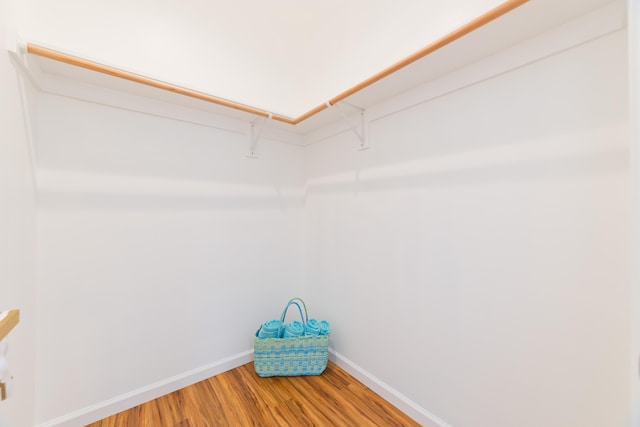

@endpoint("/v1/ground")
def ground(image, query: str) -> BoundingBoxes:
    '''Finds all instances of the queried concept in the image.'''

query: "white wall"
[14,3,632,427]
[629,0,640,424]
[34,95,306,425]
[0,0,38,426]
[304,29,630,427]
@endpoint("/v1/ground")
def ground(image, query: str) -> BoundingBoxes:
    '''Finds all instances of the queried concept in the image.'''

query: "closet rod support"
[326,101,369,151]
[247,112,272,158]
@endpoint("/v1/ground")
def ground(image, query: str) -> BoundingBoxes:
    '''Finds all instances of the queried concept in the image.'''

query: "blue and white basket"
[254,298,329,377]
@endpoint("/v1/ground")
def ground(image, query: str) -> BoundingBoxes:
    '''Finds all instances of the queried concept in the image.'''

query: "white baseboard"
[328,348,451,427]
[35,350,254,427]
[37,348,444,427]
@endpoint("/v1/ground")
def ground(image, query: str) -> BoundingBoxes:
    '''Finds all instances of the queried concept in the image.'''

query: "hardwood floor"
[87,361,420,426]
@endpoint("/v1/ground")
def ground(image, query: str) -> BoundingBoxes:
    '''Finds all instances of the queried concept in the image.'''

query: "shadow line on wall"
[306,147,628,197]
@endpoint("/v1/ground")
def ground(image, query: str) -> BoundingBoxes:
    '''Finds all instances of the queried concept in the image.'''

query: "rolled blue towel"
[257,319,280,339]
[319,320,331,336]
[305,318,321,336]
[283,320,304,338]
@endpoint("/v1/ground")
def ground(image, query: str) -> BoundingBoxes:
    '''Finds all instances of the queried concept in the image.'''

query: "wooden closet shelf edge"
[25,0,528,127]
[0,310,20,342]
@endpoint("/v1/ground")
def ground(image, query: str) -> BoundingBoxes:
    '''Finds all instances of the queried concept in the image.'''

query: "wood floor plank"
[347,383,418,427]
[281,372,365,426]
[278,378,353,426]
[86,361,420,427]
[187,379,228,426]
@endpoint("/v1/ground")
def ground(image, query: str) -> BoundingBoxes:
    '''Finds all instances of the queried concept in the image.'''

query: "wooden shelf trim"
[0,310,19,342]
[26,0,528,125]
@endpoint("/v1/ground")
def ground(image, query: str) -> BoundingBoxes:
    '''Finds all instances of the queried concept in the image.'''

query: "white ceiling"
[14,0,506,117]
[12,0,618,134]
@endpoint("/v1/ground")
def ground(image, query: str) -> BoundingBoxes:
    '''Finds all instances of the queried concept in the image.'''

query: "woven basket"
[254,298,329,377]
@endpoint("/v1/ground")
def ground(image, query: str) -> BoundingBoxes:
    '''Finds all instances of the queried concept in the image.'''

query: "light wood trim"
[329,0,529,105]
[27,0,528,126]
[26,44,297,125]
[292,103,327,124]
[0,310,19,342]
[293,0,529,124]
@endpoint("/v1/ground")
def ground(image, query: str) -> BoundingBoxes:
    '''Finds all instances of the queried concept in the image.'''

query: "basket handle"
[277,298,309,337]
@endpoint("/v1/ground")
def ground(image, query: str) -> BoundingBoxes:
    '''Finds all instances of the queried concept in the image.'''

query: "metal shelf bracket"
[247,113,272,158]
[326,101,369,151]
